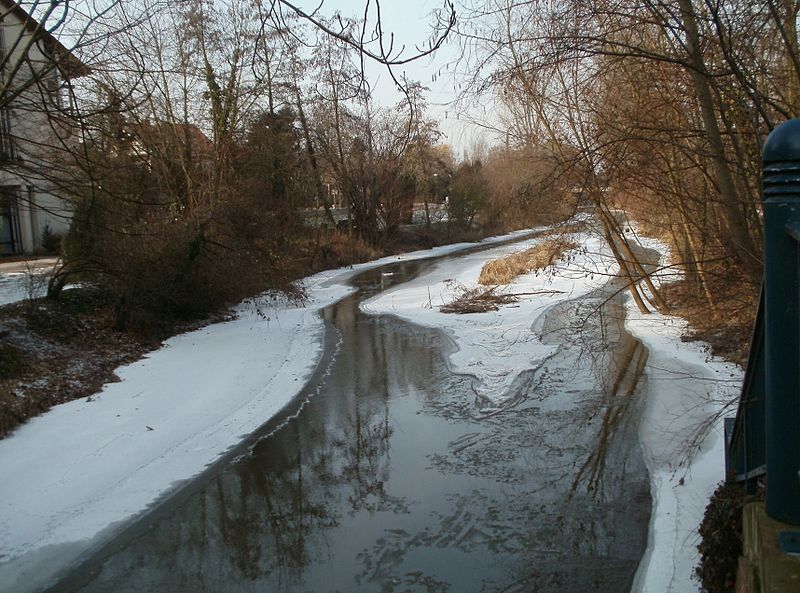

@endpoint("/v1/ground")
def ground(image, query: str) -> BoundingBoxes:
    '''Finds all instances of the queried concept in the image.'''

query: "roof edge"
[0,0,90,79]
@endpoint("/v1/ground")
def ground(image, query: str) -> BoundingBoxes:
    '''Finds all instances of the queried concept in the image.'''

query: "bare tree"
[24,0,459,325]
[454,0,799,318]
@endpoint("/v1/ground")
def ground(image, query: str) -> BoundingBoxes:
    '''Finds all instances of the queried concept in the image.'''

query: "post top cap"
[764,119,800,163]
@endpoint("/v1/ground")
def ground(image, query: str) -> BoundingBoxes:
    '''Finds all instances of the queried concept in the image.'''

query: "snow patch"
[625,237,743,593]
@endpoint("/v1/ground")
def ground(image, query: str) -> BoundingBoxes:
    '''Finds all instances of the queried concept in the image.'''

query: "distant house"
[0,0,87,256]
[127,121,215,169]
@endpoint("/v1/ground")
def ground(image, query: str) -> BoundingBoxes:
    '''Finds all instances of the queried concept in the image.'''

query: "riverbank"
[624,235,743,592]
[0,227,485,438]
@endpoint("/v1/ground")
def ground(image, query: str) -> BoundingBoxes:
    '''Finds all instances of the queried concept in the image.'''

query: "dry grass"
[305,229,382,271]
[478,238,578,286]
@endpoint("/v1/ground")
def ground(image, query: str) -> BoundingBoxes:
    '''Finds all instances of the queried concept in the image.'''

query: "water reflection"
[51,259,650,593]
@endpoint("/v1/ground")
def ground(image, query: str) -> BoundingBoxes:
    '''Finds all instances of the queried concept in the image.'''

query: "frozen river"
[44,248,650,593]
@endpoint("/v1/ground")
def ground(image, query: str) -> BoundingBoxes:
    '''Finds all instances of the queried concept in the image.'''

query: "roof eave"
[0,0,90,79]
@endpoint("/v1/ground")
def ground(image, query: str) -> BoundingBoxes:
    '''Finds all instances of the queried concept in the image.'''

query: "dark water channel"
[49,250,651,593]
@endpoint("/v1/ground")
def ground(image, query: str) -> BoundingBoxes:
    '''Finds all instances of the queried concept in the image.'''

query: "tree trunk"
[675,0,760,279]
[600,208,669,312]
[598,208,651,314]
[294,85,334,226]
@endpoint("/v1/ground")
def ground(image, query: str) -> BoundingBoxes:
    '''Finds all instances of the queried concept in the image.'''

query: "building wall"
[0,9,76,254]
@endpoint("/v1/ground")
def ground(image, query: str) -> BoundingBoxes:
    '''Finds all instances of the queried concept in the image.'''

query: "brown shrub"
[696,481,750,593]
[307,230,382,271]
[661,261,758,367]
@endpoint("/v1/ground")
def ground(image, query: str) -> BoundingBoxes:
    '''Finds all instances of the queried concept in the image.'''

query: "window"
[45,67,62,109]
[0,187,21,255]
[0,25,12,159]
[0,106,14,159]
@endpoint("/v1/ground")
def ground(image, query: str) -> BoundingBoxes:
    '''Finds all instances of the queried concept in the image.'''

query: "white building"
[0,0,86,255]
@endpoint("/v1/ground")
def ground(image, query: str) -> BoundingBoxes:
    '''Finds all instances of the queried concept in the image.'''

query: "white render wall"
[0,10,75,254]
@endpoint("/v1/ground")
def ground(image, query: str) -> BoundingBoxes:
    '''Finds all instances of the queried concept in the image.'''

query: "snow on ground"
[0,259,57,306]
[361,230,618,408]
[625,235,743,593]
[0,273,36,306]
[0,283,343,592]
[0,232,529,593]
[0,224,743,593]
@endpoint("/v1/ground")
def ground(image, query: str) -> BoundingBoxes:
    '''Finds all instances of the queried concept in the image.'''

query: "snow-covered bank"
[627,305,741,593]
[0,259,57,306]
[0,232,528,593]
[626,237,743,593]
[0,273,38,306]
[0,277,344,592]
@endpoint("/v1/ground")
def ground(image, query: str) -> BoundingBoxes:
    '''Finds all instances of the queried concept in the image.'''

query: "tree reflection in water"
[53,259,651,593]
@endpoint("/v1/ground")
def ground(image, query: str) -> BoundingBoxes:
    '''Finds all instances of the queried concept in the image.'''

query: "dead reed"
[478,238,578,286]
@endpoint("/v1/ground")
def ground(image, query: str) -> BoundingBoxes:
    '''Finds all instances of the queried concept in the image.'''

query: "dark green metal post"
[763,118,800,525]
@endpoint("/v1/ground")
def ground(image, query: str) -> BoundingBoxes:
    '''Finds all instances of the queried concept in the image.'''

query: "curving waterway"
[46,246,651,593]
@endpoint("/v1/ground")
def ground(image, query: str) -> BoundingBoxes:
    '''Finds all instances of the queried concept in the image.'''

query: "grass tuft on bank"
[478,238,577,286]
